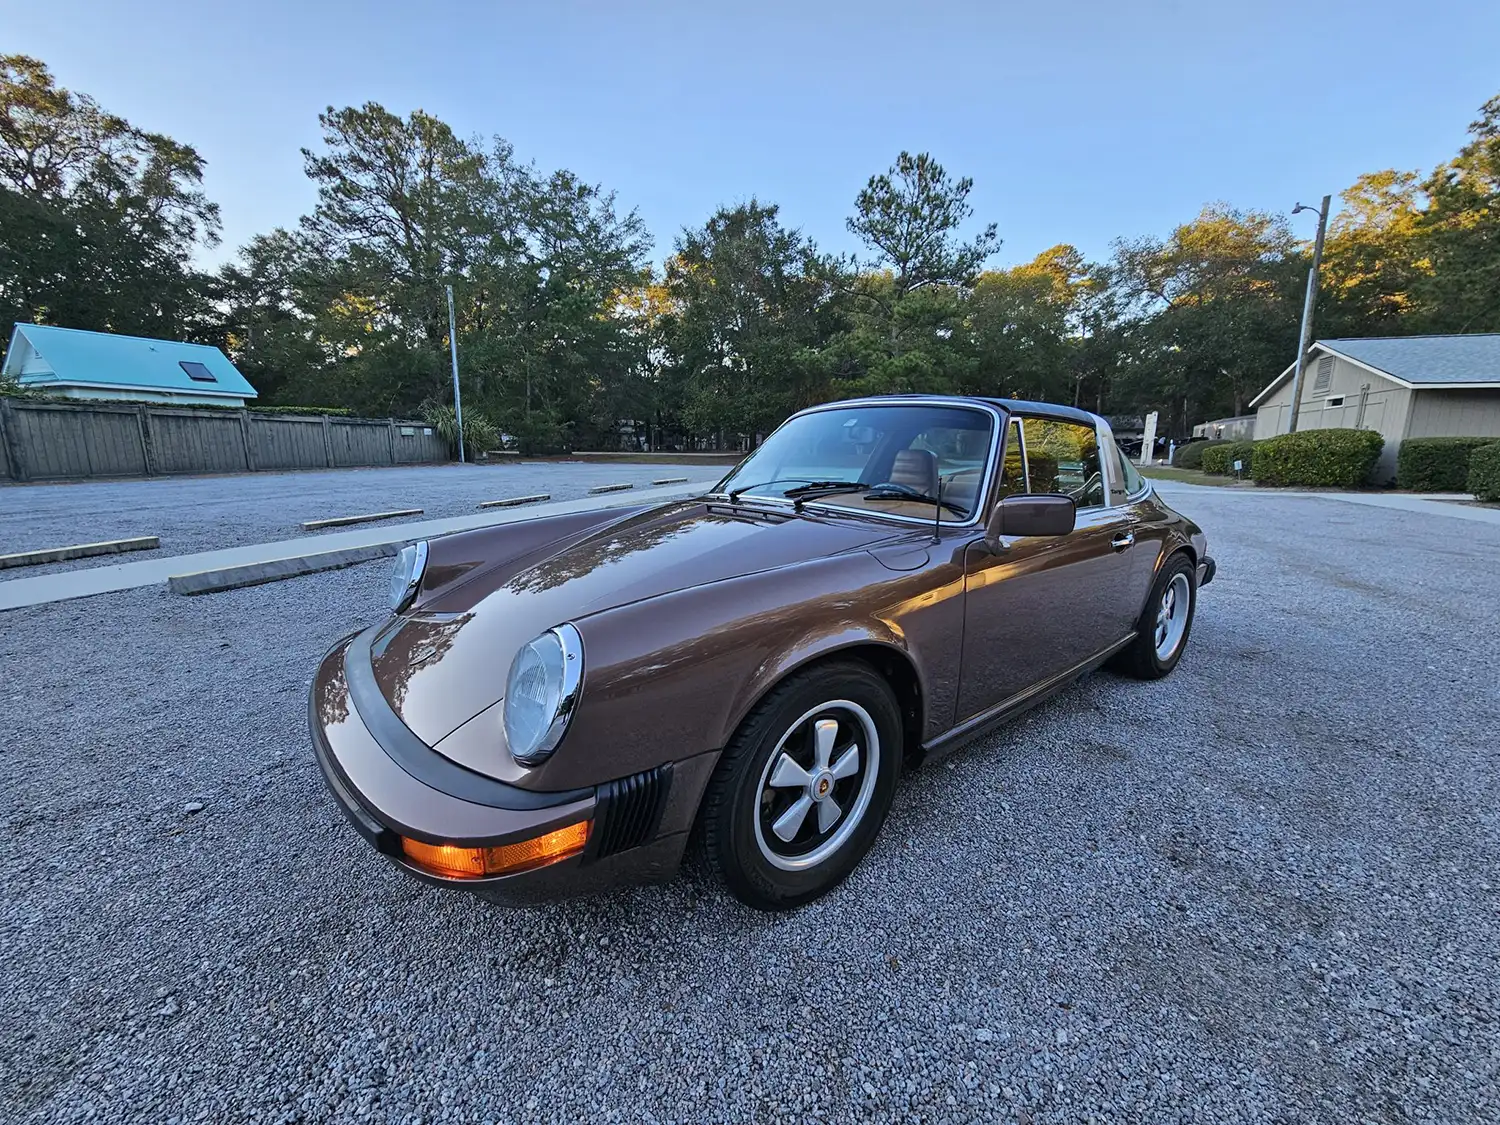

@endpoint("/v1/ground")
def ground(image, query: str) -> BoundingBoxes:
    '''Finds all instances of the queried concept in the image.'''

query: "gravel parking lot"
[0,461,723,574]
[2,485,1497,1124]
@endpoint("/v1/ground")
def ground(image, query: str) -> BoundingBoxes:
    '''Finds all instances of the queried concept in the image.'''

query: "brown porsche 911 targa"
[310,395,1215,910]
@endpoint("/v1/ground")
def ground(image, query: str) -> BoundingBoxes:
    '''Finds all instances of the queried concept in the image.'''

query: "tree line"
[3,53,1499,449]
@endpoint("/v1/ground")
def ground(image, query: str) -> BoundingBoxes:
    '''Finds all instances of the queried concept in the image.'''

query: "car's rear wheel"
[1113,553,1197,680]
[700,662,902,911]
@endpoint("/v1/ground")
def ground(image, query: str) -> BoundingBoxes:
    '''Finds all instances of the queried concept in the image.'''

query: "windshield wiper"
[863,485,969,517]
[726,478,860,502]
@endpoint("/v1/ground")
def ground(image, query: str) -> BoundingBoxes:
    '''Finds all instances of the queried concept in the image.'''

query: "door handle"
[1111,532,1135,551]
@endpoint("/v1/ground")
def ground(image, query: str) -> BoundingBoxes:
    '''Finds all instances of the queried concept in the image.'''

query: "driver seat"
[888,448,939,496]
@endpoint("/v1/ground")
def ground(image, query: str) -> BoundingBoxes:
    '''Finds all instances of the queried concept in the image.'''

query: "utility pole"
[445,284,465,463]
[1286,195,1330,434]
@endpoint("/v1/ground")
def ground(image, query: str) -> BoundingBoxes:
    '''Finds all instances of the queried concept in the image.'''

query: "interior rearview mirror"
[986,494,1076,549]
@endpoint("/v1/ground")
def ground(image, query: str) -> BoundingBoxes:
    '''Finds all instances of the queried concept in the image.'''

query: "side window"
[992,419,1026,500]
[1020,417,1104,509]
[1112,442,1145,502]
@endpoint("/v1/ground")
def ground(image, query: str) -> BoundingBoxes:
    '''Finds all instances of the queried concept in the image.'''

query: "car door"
[955,413,1140,724]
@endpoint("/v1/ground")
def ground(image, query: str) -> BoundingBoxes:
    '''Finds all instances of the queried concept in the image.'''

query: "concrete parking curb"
[478,494,551,509]
[588,483,633,495]
[1,536,161,569]
[652,477,689,485]
[169,544,400,595]
[301,509,423,531]
[0,480,711,611]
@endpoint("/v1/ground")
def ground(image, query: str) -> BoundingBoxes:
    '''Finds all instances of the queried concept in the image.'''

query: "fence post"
[321,415,333,468]
[0,397,23,482]
[136,405,157,476]
[387,420,397,465]
[239,410,256,471]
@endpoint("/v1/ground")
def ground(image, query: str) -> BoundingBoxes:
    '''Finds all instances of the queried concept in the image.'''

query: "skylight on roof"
[179,360,217,383]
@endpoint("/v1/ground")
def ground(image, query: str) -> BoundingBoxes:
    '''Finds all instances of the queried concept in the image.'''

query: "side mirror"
[985,493,1076,549]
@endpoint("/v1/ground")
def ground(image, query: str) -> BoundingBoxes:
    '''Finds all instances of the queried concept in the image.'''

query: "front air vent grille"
[590,765,672,859]
[705,503,790,524]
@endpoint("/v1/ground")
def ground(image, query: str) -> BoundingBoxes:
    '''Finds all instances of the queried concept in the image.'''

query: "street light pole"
[445,284,465,463]
[1286,195,1331,434]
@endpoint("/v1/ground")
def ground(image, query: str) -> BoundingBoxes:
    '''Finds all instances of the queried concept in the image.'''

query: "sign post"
[1138,411,1158,466]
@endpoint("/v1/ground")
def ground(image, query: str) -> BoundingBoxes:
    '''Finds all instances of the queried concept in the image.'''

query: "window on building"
[1312,354,1334,395]
[180,360,217,383]
[1020,416,1104,509]
[1325,395,1345,408]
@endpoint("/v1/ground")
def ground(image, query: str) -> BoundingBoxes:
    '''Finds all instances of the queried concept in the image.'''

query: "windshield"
[716,403,996,523]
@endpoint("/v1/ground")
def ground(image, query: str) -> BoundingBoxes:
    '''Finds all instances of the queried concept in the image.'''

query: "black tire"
[700,661,903,911]
[1112,553,1197,680]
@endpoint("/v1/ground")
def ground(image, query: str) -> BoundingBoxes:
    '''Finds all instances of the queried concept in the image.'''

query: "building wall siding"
[1254,356,1411,480]
[1405,389,1500,439]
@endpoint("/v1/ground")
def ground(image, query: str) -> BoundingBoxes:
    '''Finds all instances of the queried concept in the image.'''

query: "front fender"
[547,550,962,792]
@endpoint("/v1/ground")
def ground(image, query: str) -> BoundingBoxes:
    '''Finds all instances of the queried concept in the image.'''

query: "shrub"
[252,404,353,417]
[1174,440,1225,470]
[1469,441,1500,503]
[1251,428,1384,487]
[1201,440,1257,476]
[1396,436,1498,491]
[421,403,500,457]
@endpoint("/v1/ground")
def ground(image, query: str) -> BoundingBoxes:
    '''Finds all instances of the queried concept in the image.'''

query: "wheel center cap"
[812,771,834,800]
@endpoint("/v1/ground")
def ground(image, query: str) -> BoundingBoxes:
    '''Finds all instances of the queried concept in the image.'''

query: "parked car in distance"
[310,395,1215,910]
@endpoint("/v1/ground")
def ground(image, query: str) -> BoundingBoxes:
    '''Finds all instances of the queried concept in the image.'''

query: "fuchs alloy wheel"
[1114,553,1197,680]
[701,662,903,911]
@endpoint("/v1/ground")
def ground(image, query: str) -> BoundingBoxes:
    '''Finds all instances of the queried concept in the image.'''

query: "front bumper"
[309,629,702,903]
[1197,555,1217,587]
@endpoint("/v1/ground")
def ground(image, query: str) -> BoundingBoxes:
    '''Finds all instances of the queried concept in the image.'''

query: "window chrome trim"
[1095,417,1151,509]
[709,398,1007,530]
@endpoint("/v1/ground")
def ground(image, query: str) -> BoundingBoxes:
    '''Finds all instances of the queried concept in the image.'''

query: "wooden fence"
[0,399,450,482]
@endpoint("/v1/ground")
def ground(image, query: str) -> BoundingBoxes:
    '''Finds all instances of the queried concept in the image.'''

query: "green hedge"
[1469,442,1500,503]
[1397,436,1499,491]
[1201,440,1257,476]
[251,405,353,417]
[1251,428,1384,487]
[1174,440,1225,470]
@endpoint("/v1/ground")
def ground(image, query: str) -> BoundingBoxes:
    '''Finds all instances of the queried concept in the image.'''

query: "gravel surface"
[2,486,1497,1124]
[0,462,722,576]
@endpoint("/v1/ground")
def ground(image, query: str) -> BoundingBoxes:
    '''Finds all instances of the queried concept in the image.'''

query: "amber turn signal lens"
[400,821,589,880]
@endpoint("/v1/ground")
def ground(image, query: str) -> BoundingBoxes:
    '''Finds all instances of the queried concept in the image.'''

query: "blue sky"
[8,0,1500,270]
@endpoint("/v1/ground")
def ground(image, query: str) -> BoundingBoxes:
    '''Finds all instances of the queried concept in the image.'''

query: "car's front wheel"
[700,662,902,911]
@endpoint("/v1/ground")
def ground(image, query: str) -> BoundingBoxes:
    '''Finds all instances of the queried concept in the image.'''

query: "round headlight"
[504,624,583,766]
[389,540,428,613]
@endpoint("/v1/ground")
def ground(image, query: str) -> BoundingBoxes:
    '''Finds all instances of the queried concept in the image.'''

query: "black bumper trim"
[342,626,593,812]
[1200,555,1217,586]
[308,683,400,856]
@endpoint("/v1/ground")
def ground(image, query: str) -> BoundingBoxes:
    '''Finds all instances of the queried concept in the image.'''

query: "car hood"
[368,500,904,746]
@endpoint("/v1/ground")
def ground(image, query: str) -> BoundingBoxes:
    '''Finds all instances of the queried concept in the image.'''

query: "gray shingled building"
[1252,334,1500,482]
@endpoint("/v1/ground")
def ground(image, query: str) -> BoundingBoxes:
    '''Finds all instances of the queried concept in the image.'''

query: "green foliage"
[0,55,220,355]
[1251,429,1384,487]
[1396,436,1499,491]
[9,51,1500,457]
[421,402,500,457]
[1468,442,1500,502]
[1201,440,1257,476]
[251,405,353,417]
[1173,440,1224,470]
